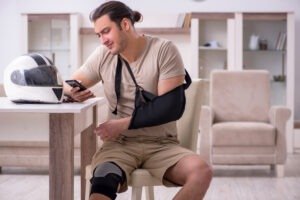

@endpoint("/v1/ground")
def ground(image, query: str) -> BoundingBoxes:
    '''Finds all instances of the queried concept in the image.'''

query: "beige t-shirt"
[80,35,185,137]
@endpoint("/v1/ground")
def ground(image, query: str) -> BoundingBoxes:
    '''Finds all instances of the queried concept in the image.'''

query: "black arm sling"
[112,55,192,129]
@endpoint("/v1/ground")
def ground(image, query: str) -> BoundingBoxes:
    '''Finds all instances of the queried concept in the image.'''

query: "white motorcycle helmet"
[3,53,64,103]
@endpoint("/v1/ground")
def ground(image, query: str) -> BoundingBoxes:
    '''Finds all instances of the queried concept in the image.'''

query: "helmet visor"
[11,65,62,87]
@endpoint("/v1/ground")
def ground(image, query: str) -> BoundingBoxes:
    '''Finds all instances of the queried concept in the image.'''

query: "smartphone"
[65,80,87,91]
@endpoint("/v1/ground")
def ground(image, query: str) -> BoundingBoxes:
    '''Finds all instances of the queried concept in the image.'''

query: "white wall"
[0,0,300,119]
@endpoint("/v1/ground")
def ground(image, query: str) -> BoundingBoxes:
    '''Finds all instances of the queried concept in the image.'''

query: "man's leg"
[163,155,213,200]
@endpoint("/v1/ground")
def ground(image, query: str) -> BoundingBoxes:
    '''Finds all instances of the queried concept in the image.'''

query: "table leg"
[81,105,98,200]
[49,113,74,200]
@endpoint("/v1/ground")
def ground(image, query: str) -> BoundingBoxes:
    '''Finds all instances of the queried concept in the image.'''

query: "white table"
[0,97,104,200]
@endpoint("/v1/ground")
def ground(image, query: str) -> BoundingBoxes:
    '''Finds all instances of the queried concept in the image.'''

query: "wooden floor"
[0,153,300,200]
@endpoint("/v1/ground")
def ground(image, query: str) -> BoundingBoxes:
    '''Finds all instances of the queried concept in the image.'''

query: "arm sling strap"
[112,56,192,129]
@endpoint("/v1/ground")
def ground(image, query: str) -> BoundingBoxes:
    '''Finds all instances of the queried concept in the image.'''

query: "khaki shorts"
[90,136,195,192]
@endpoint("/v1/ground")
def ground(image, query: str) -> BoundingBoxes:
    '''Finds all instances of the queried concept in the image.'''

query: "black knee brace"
[90,162,126,200]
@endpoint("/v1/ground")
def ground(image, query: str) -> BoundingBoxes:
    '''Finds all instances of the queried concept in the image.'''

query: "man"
[65,1,212,200]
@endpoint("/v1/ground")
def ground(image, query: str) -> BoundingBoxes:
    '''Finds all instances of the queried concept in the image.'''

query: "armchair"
[199,70,291,177]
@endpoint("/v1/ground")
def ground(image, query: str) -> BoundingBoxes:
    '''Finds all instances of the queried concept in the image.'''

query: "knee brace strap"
[90,162,126,200]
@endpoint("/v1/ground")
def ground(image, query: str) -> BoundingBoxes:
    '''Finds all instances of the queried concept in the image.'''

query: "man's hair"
[89,1,142,28]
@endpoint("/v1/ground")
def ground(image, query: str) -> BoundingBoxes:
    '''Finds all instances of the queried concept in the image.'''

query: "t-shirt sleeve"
[157,41,185,80]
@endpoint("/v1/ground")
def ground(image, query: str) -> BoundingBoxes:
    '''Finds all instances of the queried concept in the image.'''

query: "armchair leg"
[276,165,285,177]
[145,186,154,200]
[131,186,143,200]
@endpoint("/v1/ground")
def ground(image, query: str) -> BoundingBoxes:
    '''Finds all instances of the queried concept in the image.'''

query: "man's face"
[94,15,127,55]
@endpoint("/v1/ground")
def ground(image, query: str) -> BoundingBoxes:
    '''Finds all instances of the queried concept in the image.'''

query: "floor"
[0,153,299,200]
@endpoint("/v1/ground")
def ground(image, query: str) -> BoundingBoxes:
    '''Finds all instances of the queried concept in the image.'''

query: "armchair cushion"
[212,122,275,146]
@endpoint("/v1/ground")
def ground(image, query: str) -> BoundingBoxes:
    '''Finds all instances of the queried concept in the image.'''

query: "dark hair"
[89,1,142,28]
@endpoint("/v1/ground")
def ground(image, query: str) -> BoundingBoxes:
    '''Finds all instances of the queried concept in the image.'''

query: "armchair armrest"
[199,105,214,164]
[269,106,291,163]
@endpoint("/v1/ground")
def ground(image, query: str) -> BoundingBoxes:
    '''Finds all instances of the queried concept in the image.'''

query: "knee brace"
[90,162,126,200]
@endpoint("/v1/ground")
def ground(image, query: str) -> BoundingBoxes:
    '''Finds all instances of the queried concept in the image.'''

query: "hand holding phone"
[65,80,87,91]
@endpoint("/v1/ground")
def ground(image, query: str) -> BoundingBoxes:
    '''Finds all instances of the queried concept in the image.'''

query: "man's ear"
[121,18,131,31]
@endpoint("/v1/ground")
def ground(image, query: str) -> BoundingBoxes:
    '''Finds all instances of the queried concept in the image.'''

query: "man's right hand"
[68,86,95,102]
[65,69,97,102]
